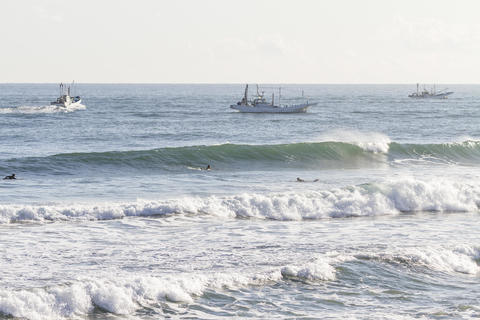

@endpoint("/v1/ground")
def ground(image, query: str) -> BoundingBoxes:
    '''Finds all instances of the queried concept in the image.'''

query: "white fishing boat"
[51,82,82,107]
[230,85,315,113]
[408,83,453,99]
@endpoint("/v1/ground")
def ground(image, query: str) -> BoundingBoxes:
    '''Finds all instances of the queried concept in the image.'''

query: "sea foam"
[1,177,479,224]
[359,245,480,275]
[281,252,352,281]
[315,129,391,153]
[0,254,343,319]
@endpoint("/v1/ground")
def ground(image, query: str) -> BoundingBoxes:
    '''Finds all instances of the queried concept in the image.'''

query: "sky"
[1,0,480,83]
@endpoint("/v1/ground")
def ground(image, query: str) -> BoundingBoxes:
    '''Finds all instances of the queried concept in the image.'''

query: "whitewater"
[1,84,480,319]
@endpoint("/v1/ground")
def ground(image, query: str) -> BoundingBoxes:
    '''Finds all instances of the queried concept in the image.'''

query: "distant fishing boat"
[408,83,453,99]
[51,82,82,107]
[230,84,315,113]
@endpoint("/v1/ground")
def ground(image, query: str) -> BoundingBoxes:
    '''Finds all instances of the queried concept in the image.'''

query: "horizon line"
[0,82,478,85]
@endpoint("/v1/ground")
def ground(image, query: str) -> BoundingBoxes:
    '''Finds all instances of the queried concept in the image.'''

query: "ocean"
[0,84,479,319]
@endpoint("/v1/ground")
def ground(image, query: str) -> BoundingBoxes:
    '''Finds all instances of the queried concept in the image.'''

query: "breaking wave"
[1,244,477,319]
[1,177,479,224]
[357,245,480,275]
[5,139,480,175]
[315,129,391,153]
[0,141,383,174]
[0,253,345,319]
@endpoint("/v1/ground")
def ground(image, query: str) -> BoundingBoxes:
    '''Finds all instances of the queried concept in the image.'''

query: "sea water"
[0,84,479,319]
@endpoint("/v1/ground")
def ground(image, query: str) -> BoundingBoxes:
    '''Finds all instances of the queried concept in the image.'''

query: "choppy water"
[1,84,480,319]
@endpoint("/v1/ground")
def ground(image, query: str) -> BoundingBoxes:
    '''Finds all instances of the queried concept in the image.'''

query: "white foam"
[315,129,391,153]
[415,246,480,274]
[451,135,480,144]
[0,255,344,319]
[364,245,480,275]
[0,104,86,114]
[0,283,92,320]
[281,252,352,281]
[1,177,479,224]
[378,177,479,213]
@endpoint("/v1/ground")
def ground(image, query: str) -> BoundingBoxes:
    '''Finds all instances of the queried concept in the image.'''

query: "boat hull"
[51,99,82,108]
[230,103,312,113]
[408,92,454,99]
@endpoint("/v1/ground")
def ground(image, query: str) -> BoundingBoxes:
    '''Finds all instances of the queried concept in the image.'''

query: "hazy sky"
[1,0,480,83]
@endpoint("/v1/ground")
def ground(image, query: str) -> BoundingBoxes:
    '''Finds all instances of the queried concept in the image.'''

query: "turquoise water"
[1,84,480,319]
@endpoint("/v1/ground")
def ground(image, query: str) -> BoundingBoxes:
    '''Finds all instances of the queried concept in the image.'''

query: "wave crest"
[0,253,345,319]
[1,177,478,224]
[315,129,391,153]
[6,138,480,175]
[358,245,480,275]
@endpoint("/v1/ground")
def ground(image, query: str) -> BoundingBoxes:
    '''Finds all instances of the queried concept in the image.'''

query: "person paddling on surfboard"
[3,173,16,180]
[297,177,319,182]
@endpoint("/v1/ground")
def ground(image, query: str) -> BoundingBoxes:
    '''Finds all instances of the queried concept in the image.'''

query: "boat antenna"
[272,92,274,106]
[278,87,281,106]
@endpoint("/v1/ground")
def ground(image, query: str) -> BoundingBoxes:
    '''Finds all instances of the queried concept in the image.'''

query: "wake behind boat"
[408,83,453,99]
[51,82,82,107]
[230,85,315,113]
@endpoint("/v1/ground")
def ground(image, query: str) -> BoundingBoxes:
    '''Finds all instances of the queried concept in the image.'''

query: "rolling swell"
[3,140,480,175]
[0,142,382,175]
[389,141,480,164]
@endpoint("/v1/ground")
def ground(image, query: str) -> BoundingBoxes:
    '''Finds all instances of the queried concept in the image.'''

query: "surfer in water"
[3,173,16,180]
[205,165,211,170]
[296,177,319,182]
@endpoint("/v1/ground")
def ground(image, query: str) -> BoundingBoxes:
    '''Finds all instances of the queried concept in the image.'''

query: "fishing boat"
[230,85,315,113]
[408,83,453,99]
[50,82,82,107]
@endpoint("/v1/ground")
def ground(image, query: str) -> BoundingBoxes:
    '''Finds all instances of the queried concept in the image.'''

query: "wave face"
[1,177,478,224]
[389,140,480,164]
[0,141,382,174]
[5,140,480,175]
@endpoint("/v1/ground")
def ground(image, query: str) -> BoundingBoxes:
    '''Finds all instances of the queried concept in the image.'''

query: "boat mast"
[416,83,419,96]
[272,92,274,106]
[279,87,281,106]
[244,84,248,104]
